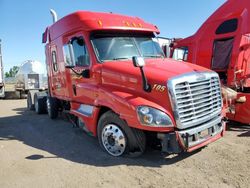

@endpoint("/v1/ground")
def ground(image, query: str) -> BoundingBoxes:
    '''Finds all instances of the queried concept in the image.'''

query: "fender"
[94,88,176,132]
[70,88,175,136]
[70,103,100,136]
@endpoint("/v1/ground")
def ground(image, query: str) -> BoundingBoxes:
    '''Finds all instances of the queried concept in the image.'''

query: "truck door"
[211,38,234,70]
[239,34,250,88]
[211,38,234,83]
[63,35,96,104]
[49,45,65,97]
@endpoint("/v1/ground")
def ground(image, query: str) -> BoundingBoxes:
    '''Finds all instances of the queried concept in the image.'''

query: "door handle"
[73,84,77,96]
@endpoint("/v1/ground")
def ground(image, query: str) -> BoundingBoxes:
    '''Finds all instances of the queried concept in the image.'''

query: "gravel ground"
[0,99,249,188]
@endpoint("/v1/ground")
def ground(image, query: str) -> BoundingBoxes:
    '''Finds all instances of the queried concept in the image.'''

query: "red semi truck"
[30,10,225,157]
[171,0,250,124]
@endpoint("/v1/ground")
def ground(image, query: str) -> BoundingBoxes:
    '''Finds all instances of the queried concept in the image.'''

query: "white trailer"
[15,60,47,91]
[156,37,172,58]
[15,60,48,103]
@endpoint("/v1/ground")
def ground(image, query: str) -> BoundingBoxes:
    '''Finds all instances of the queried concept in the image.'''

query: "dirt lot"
[0,99,249,188]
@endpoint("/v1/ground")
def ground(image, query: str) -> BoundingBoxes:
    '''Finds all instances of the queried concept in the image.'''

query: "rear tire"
[47,96,58,119]
[97,111,146,157]
[27,90,39,110]
[34,93,47,114]
[27,92,34,110]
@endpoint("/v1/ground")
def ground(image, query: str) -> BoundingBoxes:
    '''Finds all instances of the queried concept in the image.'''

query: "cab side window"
[52,51,58,72]
[216,18,238,35]
[63,37,90,67]
[71,37,90,67]
[63,45,72,66]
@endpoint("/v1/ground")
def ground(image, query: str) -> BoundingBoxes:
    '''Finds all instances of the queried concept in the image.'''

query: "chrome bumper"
[178,116,223,148]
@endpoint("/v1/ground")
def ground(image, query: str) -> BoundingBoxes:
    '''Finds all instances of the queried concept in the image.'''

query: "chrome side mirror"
[132,56,145,67]
[132,56,151,92]
[64,43,76,68]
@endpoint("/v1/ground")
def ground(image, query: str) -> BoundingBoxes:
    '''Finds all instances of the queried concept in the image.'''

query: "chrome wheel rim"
[101,124,126,156]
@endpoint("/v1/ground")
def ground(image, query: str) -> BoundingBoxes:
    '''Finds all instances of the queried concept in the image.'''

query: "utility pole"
[0,39,5,98]
[0,39,2,71]
[0,39,3,80]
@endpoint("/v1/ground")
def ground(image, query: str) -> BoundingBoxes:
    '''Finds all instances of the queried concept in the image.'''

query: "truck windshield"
[91,35,164,62]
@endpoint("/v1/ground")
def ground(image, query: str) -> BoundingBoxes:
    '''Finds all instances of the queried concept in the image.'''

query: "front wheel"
[101,123,127,156]
[97,111,146,157]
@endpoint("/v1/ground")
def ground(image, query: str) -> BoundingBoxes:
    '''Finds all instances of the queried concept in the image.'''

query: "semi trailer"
[0,39,5,98]
[170,0,250,124]
[15,60,47,101]
[156,37,172,58]
[29,10,225,157]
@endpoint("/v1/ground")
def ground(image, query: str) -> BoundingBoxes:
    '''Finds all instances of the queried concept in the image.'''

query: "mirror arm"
[139,67,151,92]
[69,68,90,78]
[70,68,82,76]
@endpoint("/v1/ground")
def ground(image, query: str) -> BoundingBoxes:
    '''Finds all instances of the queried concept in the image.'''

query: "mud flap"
[157,133,182,154]
[127,128,146,157]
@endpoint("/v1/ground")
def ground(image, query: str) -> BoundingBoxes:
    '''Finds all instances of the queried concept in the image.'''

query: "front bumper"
[157,116,225,153]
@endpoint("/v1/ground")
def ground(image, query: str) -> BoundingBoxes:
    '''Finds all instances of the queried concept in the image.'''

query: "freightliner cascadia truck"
[171,0,250,125]
[29,10,225,157]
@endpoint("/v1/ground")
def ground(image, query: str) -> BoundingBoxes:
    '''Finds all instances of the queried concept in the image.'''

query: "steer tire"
[97,111,146,157]
[34,93,47,114]
[47,96,58,119]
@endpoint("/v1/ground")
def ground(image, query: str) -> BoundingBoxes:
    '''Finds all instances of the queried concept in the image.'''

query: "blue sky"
[0,0,226,72]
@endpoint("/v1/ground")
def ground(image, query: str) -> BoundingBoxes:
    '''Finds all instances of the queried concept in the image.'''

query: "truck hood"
[101,58,210,85]
[100,58,212,122]
[143,58,209,79]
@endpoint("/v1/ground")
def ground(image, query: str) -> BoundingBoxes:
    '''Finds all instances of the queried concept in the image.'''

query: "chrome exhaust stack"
[50,9,58,23]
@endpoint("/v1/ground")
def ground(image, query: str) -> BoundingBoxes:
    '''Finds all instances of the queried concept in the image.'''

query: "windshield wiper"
[112,57,130,61]
[144,55,164,58]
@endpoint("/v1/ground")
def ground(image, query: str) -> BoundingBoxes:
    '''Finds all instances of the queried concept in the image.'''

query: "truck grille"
[168,72,222,129]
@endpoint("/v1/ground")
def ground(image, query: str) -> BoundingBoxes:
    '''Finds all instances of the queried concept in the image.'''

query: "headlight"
[137,106,173,127]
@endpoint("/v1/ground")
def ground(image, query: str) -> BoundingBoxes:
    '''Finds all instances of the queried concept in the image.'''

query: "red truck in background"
[29,10,225,157]
[171,0,250,124]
